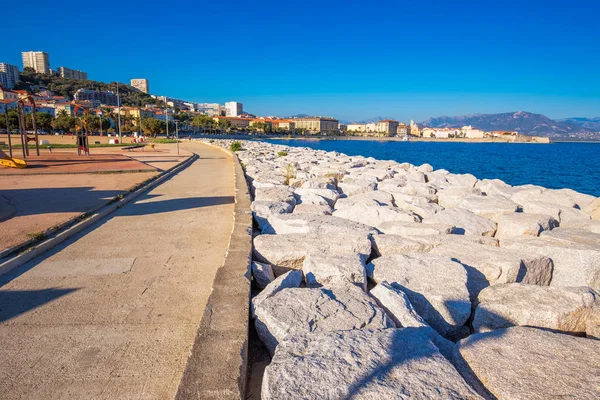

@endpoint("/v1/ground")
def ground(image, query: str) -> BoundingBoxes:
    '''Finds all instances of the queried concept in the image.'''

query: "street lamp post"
[116,83,122,143]
[175,120,179,155]
[165,102,169,139]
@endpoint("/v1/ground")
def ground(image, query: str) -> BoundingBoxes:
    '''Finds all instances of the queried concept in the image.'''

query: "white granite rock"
[453,326,600,400]
[254,284,393,354]
[261,213,377,236]
[263,328,483,400]
[430,243,553,300]
[302,253,367,290]
[458,194,519,222]
[495,212,558,239]
[291,203,332,215]
[473,284,600,335]
[424,208,497,236]
[251,261,275,289]
[377,221,454,235]
[253,233,372,270]
[502,235,600,289]
[337,178,377,196]
[334,190,395,209]
[251,270,303,317]
[253,186,296,206]
[370,281,456,360]
[333,203,421,229]
[437,187,481,208]
[583,197,600,219]
[367,253,471,337]
[251,201,294,230]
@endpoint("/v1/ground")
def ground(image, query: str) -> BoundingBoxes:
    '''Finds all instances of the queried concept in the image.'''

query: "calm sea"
[266,140,600,197]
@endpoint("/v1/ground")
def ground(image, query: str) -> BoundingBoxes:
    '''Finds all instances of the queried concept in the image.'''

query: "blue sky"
[2,0,599,122]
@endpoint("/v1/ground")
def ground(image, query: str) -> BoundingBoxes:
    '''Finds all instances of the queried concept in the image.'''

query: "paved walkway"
[0,143,235,399]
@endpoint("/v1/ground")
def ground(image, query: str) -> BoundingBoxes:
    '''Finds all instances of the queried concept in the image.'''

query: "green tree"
[0,109,20,132]
[53,110,78,133]
[25,112,54,132]
[141,118,166,137]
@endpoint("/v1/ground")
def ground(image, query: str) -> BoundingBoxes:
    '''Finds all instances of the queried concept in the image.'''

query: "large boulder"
[424,208,497,236]
[473,284,600,335]
[251,261,275,289]
[502,235,600,289]
[458,194,519,222]
[372,234,498,257]
[337,178,377,197]
[453,327,600,400]
[495,212,558,239]
[377,221,454,236]
[333,203,421,229]
[251,270,303,317]
[437,187,481,209]
[261,213,377,236]
[254,284,393,354]
[302,253,367,290]
[370,281,456,360]
[262,328,483,400]
[253,186,296,206]
[430,243,553,300]
[253,233,372,270]
[292,203,332,215]
[334,190,395,209]
[583,197,600,220]
[366,254,471,337]
[539,227,600,247]
[251,201,294,230]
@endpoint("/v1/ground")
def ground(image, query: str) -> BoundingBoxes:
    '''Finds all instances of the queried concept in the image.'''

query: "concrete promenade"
[0,143,235,399]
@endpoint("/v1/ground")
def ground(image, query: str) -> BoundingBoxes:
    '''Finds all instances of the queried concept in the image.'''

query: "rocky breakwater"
[211,139,600,399]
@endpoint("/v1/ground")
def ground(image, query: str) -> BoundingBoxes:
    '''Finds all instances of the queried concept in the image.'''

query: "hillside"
[14,69,158,107]
[557,117,600,132]
[419,111,595,137]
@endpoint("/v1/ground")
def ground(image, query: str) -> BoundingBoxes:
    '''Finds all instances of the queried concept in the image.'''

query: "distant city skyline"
[2,0,599,122]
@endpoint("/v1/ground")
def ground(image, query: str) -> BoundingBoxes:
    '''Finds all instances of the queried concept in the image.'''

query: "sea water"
[266,140,600,197]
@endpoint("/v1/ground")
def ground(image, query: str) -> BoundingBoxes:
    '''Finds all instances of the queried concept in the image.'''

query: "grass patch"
[240,161,247,171]
[77,212,92,221]
[230,141,243,152]
[149,138,179,144]
[277,151,288,157]
[25,232,46,242]
[283,163,296,185]
[107,194,125,204]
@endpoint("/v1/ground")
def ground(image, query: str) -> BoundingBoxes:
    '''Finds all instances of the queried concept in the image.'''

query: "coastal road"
[0,143,235,399]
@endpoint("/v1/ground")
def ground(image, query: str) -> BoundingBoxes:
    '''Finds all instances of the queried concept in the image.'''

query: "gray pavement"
[0,143,235,399]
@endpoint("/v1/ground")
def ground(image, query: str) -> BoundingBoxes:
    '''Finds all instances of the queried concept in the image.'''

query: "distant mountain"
[348,116,397,124]
[419,111,594,137]
[287,114,310,118]
[557,117,600,132]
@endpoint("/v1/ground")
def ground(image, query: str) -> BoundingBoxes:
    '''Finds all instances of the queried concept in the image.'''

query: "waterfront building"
[294,117,339,134]
[397,123,409,136]
[462,125,485,138]
[366,122,377,133]
[225,101,243,117]
[376,120,399,136]
[0,63,20,89]
[73,88,120,107]
[213,116,250,129]
[410,119,420,136]
[57,66,88,80]
[22,51,50,74]
[131,78,149,93]
[347,123,367,133]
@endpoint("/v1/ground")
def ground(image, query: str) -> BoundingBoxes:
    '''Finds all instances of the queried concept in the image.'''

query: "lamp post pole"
[116,83,122,143]
[175,120,179,155]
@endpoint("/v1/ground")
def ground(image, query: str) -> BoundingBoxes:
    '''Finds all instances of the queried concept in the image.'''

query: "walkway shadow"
[0,288,79,323]
[118,195,234,216]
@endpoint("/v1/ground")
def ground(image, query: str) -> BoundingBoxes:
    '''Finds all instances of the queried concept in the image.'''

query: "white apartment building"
[131,78,149,93]
[225,101,243,117]
[462,125,485,138]
[57,66,88,80]
[376,120,399,136]
[22,51,50,74]
[0,63,20,89]
[347,123,367,132]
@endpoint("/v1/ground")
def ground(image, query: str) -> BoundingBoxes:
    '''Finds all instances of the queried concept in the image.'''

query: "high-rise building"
[130,78,149,93]
[225,101,243,117]
[57,66,88,80]
[0,63,20,89]
[22,51,50,74]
